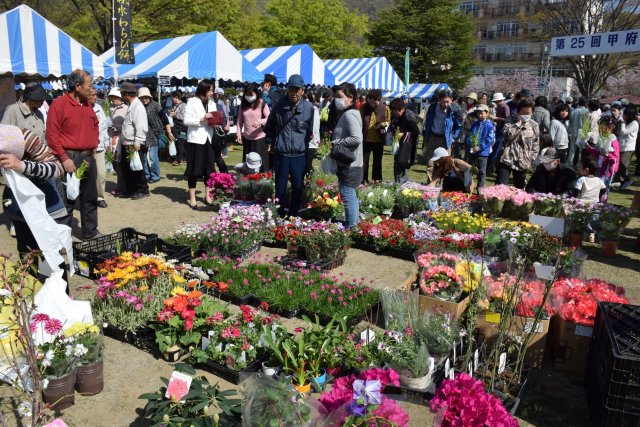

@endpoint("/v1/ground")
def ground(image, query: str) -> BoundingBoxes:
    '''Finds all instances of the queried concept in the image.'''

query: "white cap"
[108,88,122,99]
[235,152,262,174]
[215,88,225,95]
[491,92,505,102]
[137,87,152,99]
[430,147,449,163]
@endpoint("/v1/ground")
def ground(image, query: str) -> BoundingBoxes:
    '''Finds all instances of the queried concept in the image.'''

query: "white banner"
[551,29,640,57]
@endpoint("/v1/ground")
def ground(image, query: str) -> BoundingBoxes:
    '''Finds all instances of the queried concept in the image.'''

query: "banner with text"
[114,0,135,64]
[551,29,640,57]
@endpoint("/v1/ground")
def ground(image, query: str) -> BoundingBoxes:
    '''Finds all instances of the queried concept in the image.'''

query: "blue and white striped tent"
[384,83,450,99]
[100,31,262,83]
[242,44,334,87]
[324,57,404,92]
[0,5,111,79]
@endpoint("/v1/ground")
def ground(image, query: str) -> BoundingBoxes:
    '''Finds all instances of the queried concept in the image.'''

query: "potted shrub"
[64,322,104,395]
[206,172,236,207]
[564,200,595,247]
[139,363,242,426]
[593,203,633,257]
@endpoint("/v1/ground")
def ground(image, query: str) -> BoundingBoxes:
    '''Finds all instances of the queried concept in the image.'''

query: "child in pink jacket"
[585,116,619,202]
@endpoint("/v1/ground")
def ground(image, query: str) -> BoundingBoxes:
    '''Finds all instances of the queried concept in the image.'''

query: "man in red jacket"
[46,69,101,240]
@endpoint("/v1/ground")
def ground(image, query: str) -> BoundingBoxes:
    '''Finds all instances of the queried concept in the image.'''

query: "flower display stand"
[551,315,593,376]
[475,312,550,369]
[400,272,470,320]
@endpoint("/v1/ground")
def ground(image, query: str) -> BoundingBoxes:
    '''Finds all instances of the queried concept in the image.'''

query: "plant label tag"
[445,358,450,376]
[360,328,375,344]
[201,336,211,350]
[166,371,192,403]
[429,357,435,372]
[453,343,457,361]
[468,362,473,376]
[429,200,438,211]
[575,325,593,337]
[449,369,454,380]
[207,269,214,275]
[474,350,479,371]
[534,263,555,281]
[498,353,507,374]
[485,312,501,323]
[524,322,543,334]
[208,330,216,339]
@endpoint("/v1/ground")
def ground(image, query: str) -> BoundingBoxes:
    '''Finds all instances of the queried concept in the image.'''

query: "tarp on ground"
[100,31,262,83]
[384,83,450,99]
[242,44,335,87]
[323,57,404,92]
[0,5,112,79]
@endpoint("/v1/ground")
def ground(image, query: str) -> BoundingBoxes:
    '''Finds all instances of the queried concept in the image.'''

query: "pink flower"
[32,313,50,323]
[287,290,293,295]
[44,318,62,335]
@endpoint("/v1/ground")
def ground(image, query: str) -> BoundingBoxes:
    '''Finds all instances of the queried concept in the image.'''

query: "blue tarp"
[324,57,404,92]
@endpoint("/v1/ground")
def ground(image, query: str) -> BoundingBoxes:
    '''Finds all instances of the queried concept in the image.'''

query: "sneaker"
[131,192,150,200]
[97,200,108,208]
[587,233,596,243]
[620,179,634,190]
[9,224,15,238]
[148,178,160,184]
[83,231,104,241]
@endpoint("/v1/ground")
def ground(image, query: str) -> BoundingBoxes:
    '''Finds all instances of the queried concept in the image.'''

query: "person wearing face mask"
[525,147,576,195]
[330,83,363,227]
[236,83,270,171]
[264,74,314,217]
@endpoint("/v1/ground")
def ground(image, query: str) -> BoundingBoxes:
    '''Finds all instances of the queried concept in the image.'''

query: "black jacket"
[525,165,577,195]
[393,109,420,165]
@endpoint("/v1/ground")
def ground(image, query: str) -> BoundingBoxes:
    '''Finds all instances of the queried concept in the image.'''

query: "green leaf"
[175,362,197,375]
[138,393,162,400]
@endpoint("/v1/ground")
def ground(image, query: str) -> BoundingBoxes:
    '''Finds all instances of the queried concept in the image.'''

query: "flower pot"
[291,379,312,394]
[568,231,584,247]
[262,362,279,377]
[162,345,182,362]
[601,239,619,257]
[311,368,327,389]
[399,371,432,390]
[75,359,104,395]
[42,370,76,410]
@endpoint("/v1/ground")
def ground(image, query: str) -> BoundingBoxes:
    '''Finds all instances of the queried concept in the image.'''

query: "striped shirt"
[21,128,63,179]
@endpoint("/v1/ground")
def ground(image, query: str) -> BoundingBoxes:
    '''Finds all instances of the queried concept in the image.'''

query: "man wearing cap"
[2,84,47,144]
[264,74,314,217]
[139,87,171,185]
[119,82,149,200]
[234,152,262,177]
[46,69,101,240]
[488,92,510,175]
[88,88,111,208]
[525,147,576,195]
[421,89,461,176]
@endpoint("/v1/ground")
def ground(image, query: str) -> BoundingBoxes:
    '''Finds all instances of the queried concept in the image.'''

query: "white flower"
[41,378,49,390]
[73,344,88,357]
[377,342,386,351]
[17,401,31,418]
[42,350,54,367]
[367,192,374,198]
[510,238,517,244]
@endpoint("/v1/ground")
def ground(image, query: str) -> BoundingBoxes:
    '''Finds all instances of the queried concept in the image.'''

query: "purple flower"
[349,402,366,417]
[352,379,382,405]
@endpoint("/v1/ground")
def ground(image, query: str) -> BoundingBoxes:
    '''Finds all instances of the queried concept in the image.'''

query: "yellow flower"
[172,274,186,284]
[171,286,187,296]
[139,285,149,292]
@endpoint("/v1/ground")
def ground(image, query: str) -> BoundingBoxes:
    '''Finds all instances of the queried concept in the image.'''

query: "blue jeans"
[339,182,359,228]
[488,127,504,172]
[274,154,307,217]
[143,143,161,181]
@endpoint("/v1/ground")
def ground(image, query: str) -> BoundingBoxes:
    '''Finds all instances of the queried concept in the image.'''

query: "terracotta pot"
[567,232,583,247]
[291,379,312,394]
[601,239,619,257]
[75,359,104,395]
[42,370,76,410]
[162,345,182,362]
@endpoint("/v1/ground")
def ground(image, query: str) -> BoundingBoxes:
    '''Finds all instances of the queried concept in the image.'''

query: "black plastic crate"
[73,228,157,278]
[198,355,265,385]
[585,302,640,426]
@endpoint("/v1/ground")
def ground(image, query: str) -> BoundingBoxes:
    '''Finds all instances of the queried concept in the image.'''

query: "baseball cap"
[539,147,559,164]
[430,147,449,163]
[120,82,137,94]
[287,74,305,88]
[23,85,47,101]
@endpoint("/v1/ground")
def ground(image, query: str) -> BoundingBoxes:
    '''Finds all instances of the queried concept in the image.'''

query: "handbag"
[331,143,356,164]
[395,132,413,168]
[207,111,224,127]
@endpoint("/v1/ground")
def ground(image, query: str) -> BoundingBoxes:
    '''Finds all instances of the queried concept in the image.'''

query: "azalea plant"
[92,253,184,332]
[430,373,518,427]
[206,172,236,205]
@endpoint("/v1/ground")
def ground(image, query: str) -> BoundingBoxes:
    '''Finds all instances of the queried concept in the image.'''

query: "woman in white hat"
[428,147,474,193]
[108,88,127,197]
[488,92,510,175]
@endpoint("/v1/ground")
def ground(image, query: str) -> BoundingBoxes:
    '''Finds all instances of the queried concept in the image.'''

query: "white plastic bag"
[392,140,399,156]
[320,156,337,175]
[168,140,177,157]
[130,151,143,171]
[66,172,80,200]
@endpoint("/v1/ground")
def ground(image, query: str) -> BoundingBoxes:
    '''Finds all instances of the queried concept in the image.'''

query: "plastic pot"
[42,369,76,410]
[162,345,182,362]
[311,368,327,388]
[75,359,104,395]
[262,362,279,377]
[601,239,619,258]
[567,232,583,247]
[291,379,312,394]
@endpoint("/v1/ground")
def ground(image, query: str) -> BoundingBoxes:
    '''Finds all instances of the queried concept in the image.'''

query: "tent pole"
[112,0,118,84]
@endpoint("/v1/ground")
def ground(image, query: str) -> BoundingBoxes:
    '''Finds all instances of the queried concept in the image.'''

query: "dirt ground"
[1,155,637,426]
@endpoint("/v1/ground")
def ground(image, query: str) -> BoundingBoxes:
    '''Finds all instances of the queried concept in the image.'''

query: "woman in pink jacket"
[585,116,619,202]
[236,83,270,172]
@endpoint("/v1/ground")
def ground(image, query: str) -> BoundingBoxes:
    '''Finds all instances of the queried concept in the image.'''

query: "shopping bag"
[66,173,80,200]
[392,140,399,156]
[130,151,143,171]
[320,156,337,175]
[168,140,177,157]
[396,142,412,168]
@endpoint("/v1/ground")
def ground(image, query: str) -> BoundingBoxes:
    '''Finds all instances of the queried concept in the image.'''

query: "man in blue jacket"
[264,74,314,217]
[422,89,461,175]
[466,104,494,189]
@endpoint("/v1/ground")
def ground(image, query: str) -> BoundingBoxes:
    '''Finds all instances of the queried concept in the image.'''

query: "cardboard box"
[475,312,550,369]
[400,272,470,320]
[551,315,593,375]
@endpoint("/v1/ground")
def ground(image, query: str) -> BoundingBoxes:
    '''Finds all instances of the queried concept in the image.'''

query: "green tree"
[224,0,270,50]
[262,0,370,58]
[368,0,476,90]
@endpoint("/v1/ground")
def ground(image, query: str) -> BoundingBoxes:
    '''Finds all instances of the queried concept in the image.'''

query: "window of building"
[496,21,519,37]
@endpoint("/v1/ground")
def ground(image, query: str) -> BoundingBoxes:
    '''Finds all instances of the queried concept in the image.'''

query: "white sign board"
[158,75,171,86]
[551,30,640,57]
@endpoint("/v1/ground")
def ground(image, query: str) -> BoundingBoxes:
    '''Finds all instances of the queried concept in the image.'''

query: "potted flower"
[564,200,595,246]
[139,363,242,426]
[593,203,633,257]
[375,329,433,390]
[358,184,397,217]
[32,314,78,410]
[395,188,425,217]
[530,193,566,237]
[64,322,104,395]
[479,184,513,217]
[281,333,312,393]
[206,172,236,207]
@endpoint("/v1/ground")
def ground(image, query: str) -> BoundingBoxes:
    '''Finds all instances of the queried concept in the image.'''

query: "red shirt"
[46,93,99,162]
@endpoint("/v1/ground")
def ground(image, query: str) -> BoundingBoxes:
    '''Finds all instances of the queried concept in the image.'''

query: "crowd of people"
[1,69,639,260]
